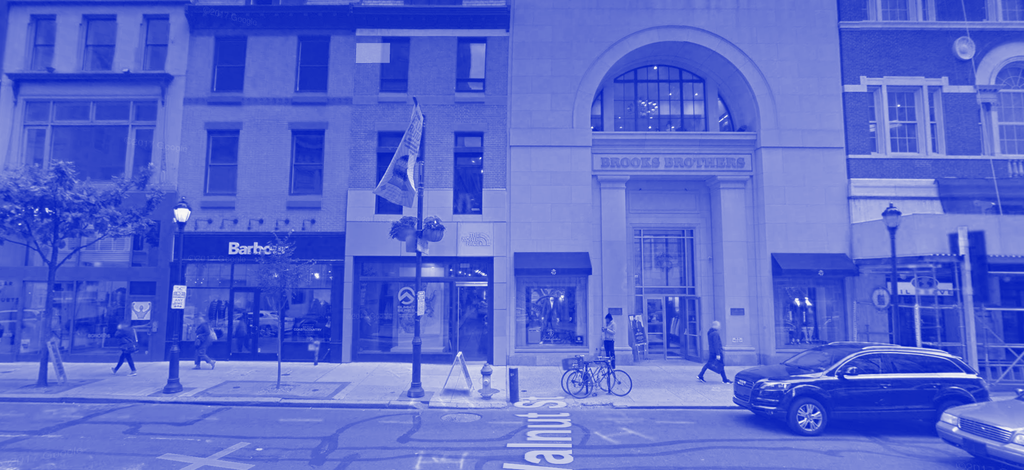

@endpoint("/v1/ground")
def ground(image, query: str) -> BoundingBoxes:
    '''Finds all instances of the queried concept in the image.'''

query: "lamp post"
[882,203,901,345]
[163,197,191,394]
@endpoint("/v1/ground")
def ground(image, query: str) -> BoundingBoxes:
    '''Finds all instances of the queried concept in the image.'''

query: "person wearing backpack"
[111,321,138,376]
[193,316,217,370]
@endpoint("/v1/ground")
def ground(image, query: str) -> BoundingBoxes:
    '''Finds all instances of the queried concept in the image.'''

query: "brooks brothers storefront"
[178,233,344,363]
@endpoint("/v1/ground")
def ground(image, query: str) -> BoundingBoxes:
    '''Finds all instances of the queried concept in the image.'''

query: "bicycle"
[560,355,632,398]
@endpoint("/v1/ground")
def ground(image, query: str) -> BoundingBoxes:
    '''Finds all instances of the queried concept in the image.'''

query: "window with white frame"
[999,0,1024,20]
[867,84,944,155]
[867,0,936,21]
[143,17,169,71]
[84,17,117,71]
[30,16,56,71]
[206,131,239,195]
[996,62,1024,155]
[22,100,157,181]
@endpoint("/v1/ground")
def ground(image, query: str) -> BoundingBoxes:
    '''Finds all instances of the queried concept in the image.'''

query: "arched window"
[718,95,734,132]
[612,65,706,132]
[996,62,1024,155]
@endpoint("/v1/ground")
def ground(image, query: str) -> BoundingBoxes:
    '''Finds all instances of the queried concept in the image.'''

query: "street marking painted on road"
[278,418,323,422]
[158,442,253,470]
[415,452,468,469]
[0,434,61,438]
[621,427,653,441]
[148,437,206,442]
[653,421,695,424]
[592,431,619,444]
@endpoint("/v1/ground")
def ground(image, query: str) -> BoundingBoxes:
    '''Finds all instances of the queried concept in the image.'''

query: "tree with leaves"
[255,231,314,388]
[0,161,163,386]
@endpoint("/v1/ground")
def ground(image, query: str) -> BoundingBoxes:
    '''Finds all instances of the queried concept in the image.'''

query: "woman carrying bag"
[112,321,138,376]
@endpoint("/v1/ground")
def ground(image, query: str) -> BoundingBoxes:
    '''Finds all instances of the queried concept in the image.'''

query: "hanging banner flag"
[373,102,423,208]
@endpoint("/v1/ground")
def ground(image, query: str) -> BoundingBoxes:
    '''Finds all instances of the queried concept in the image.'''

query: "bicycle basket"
[561,356,584,371]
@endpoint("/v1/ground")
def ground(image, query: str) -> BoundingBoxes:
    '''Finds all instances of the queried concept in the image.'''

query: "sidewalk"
[0,359,737,409]
[0,360,1017,410]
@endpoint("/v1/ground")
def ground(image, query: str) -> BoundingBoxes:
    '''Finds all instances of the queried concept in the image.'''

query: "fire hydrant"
[479,363,500,399]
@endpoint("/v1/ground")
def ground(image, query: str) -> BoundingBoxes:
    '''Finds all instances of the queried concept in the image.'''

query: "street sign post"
[171,285,187,309]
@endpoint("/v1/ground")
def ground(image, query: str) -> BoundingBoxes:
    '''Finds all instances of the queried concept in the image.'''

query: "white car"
[937,388,1024,469]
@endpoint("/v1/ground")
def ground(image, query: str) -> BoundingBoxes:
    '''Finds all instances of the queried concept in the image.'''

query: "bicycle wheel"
[594,365,612,392]
[565,370,591,398]
[608,369,633,396]
[560,369,573,395]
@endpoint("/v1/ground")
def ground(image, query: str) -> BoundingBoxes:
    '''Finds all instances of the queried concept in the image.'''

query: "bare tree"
[255,231,313,388]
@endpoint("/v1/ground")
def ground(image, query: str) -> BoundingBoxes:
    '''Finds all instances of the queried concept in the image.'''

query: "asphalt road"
[0,401,1014,470]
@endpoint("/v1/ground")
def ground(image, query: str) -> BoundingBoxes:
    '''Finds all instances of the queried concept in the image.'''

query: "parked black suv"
[733,342,989,436]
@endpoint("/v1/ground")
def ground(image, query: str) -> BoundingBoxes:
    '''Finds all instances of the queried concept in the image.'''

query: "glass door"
[645,295,692,360]
[455,282,490,362]
[645,298,667,359]
[228,289,264,360]
[681,297,701,361]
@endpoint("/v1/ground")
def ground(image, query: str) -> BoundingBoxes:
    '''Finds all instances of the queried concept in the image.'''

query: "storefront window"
[357,281,449,354]
[516,276,587,349]
[354,257,493,361]
[183,262,337,352]
[20,281,129,355]
[184,288,230,341]
[774,278,846,349]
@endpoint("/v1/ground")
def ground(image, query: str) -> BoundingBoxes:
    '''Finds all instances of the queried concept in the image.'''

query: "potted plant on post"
[421,216,446,242]
[389,216,418,241]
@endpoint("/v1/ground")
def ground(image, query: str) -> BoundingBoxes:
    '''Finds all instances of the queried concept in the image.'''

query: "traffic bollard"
[509,367,519,403]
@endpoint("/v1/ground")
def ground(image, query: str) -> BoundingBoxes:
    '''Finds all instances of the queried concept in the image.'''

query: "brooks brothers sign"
[594,154,751,172]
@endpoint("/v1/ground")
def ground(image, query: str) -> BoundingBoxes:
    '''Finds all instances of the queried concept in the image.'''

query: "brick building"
[839,0,1024,382]
[177,0,509,364]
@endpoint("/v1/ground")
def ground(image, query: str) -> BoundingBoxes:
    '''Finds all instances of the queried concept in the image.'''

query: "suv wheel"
[788,397,828,436]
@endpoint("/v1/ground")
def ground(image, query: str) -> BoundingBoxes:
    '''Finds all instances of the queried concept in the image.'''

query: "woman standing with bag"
[112,322,138,376]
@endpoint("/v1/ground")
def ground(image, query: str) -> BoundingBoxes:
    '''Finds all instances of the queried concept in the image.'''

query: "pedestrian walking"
[601,313,616,368]
[193,317,217,370]
[698,320,731,384]
[111,321,138,376]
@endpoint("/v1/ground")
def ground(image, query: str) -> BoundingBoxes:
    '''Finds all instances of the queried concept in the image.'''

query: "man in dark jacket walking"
[698,321,730,384]
[193,317,216,370]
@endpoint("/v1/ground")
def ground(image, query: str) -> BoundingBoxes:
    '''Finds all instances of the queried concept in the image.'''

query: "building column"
[598,176,631,362]
[707,176,754,364]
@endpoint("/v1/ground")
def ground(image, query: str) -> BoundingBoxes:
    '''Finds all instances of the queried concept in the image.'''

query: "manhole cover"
[441,413,481,423]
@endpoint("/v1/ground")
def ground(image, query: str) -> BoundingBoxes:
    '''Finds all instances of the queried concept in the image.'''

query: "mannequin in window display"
[786,298,801,345]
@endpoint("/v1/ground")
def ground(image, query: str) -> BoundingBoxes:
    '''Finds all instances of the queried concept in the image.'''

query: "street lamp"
[163,197,191,393]
[882,203,901,345]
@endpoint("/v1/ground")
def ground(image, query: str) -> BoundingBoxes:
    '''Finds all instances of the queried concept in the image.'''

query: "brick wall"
[849,158,1013,179]
[843,92,874,155]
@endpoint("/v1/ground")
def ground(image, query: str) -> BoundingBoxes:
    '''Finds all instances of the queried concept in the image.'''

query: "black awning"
[772,253,857,277]
[514,252,592,276]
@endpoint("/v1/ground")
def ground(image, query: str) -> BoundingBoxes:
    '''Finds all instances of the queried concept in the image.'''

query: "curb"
[0,395,742,410]
[0,395,413,409]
